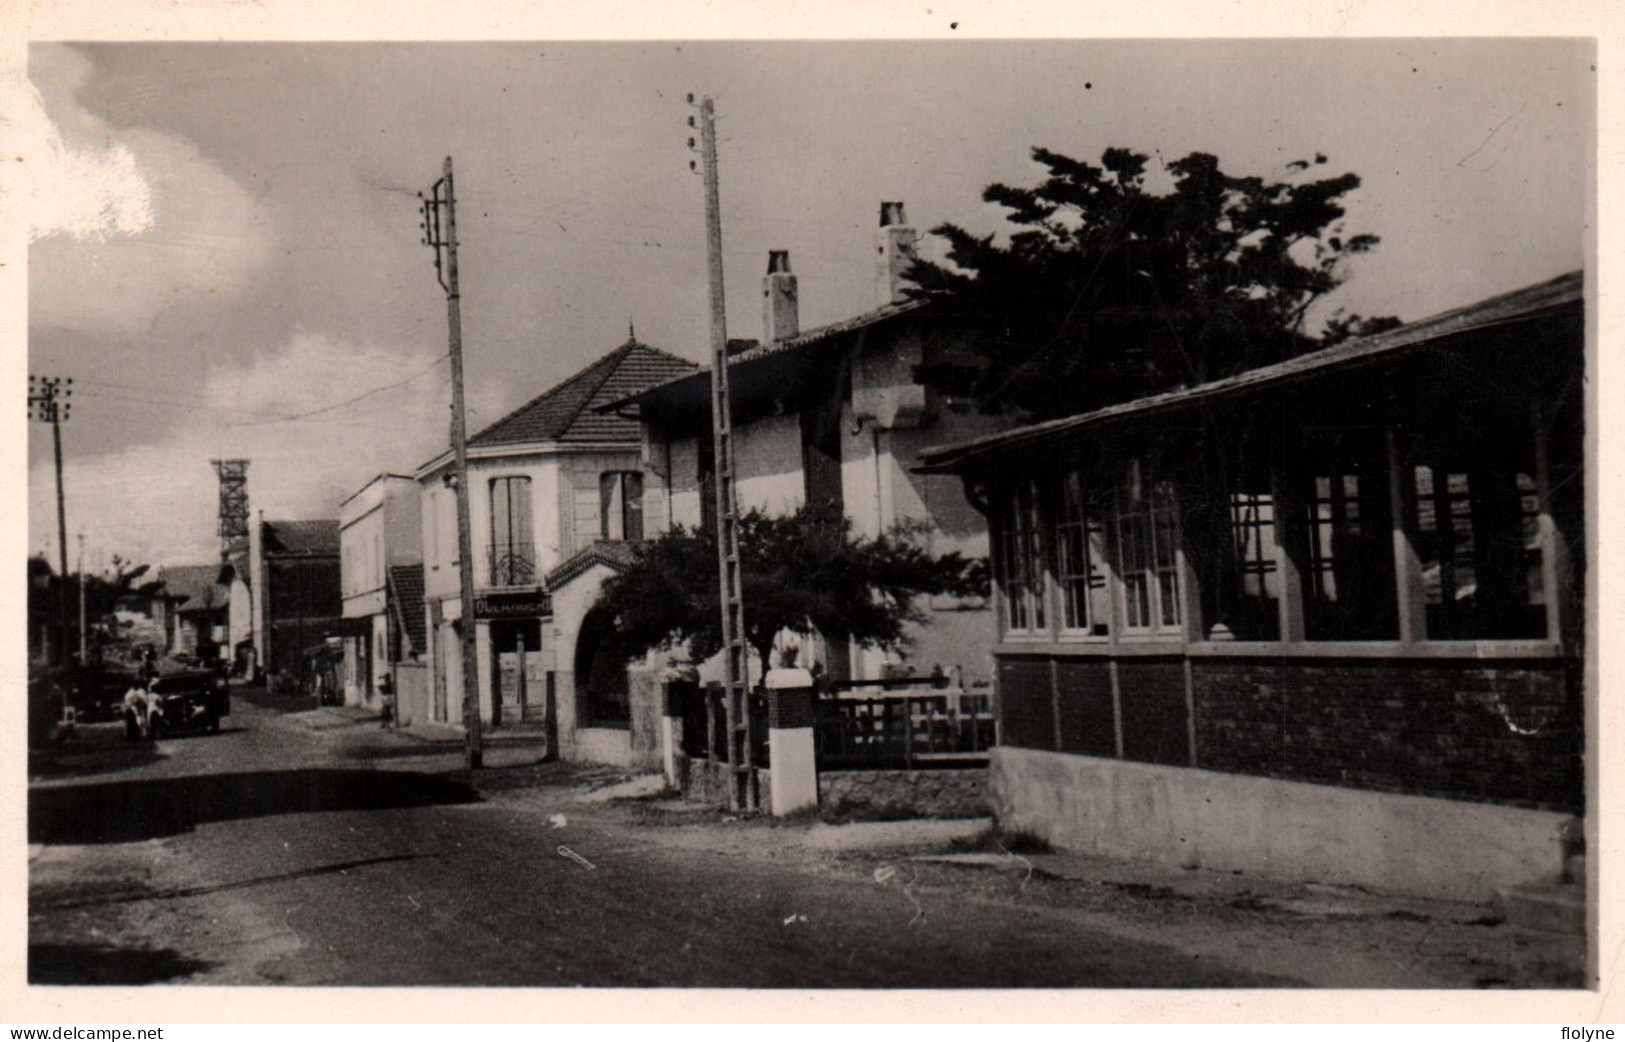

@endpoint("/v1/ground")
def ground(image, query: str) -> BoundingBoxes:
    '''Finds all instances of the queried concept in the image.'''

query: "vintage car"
[66,664,142,723]
[123,670,231,741]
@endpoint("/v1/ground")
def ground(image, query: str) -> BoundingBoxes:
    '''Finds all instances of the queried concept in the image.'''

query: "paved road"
[27,693,1583,988]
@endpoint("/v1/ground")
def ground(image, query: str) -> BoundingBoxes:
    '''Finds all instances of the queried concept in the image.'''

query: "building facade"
[157,564,230,666]
[916,272,1586,900]
[243,517,344,683]
[339,474,424,707]
[614,202,1004,689]
[415,335,697,764]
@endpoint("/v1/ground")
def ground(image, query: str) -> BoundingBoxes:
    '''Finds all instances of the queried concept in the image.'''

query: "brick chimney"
[762,250,799,343]
[875,201,916,306]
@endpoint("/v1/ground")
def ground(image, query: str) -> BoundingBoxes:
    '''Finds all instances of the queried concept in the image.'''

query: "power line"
[224,354,450,428]
[72,362,453,425]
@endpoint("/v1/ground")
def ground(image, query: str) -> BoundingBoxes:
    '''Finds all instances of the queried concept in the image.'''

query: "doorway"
[489,618,543,728]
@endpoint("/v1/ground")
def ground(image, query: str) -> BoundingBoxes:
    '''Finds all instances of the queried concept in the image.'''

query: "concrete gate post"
[764,668,818,817]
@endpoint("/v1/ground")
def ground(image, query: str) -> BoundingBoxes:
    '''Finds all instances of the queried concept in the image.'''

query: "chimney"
[762,249,799,343]
[876,201,916,306]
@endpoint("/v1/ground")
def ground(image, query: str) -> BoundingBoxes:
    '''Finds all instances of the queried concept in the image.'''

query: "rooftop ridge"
[469,341,634,446]
[466,338,700,450]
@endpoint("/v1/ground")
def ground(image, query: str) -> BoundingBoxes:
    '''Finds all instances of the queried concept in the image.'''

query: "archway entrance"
[574,606,629,727]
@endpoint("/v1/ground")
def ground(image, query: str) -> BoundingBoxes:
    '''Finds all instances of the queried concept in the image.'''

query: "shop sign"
[473,590,552,620]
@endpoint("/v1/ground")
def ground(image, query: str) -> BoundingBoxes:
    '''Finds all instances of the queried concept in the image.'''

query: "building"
[610,202,1005,689]
[239,517,344,683]
[415,334,698,760]
[338,474,423,708]
[914,271,1586,900]
[156,564,230,665]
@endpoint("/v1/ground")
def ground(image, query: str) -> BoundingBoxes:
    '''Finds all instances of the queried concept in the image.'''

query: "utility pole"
[420,156,483,771]
[28,375,72,669]
[689,95,757,811]
[77,533,87,664]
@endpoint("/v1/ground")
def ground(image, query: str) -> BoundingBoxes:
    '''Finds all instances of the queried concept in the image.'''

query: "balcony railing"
[488,541,538,588]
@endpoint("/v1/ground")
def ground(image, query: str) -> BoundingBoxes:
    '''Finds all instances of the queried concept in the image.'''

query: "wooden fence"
[814,683,996,770]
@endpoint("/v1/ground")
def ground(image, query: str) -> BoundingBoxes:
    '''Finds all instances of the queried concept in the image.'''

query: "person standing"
[378,672,395,729]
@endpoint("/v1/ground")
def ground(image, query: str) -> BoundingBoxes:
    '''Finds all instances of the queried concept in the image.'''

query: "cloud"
[29,331,505,569]
[20,46,276,335]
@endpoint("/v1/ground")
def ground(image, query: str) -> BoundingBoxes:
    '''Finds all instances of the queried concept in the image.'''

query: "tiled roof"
[388,564,427,655]
[917,271,1584,474]
[601,299,928,413]
[468,339,698,449]
[265,519,341,556]
[545,540,638,590]
[158,564,226,611]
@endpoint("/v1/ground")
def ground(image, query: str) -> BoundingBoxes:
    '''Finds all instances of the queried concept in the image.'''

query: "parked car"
[65,664,141,722]
[124,670,231,741]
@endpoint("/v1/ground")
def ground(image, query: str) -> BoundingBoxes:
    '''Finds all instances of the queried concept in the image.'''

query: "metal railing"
[488,541,538,587]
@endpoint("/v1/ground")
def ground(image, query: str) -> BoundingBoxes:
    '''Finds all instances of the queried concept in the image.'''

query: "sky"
[23,38,1593,571]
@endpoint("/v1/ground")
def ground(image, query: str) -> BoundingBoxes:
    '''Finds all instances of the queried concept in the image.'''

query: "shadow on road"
[29,769,481,845]
[346,741,472,761]
[28,736,165,781]
[29,943,213,984]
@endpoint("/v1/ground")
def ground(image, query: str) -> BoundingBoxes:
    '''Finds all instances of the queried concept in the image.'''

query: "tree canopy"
[905,146,1401,420]
[29,553,169,665]
[594,506,986,677]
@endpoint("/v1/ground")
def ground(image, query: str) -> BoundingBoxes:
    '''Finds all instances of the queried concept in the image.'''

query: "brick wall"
[995,650,1581,811]
[997,657,1055,750]
[1054,659,1115,757]
[1193,658,1580,811]
[1118,660,1190,766]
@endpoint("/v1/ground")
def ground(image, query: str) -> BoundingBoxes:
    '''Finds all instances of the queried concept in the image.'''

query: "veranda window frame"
[996,478,1049,639]
[1110,461,1184,641]
[1053,469,1113,640]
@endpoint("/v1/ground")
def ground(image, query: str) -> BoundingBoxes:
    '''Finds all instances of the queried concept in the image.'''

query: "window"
[1112,462,1181,635]
[1054,470,1110,636]
[998,480,1047,634]
[600,471,644,541]
[1215,482,1280,641]
[488,476,535,587]
[697,438,717,535]
[1296,432,1397,641]
[424,494,438,570]
[1414,465,1545,639]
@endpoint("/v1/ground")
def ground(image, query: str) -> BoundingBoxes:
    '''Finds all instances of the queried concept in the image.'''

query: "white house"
[415,334,697,764]
[609,203,1005,690]
[338,473,423,707]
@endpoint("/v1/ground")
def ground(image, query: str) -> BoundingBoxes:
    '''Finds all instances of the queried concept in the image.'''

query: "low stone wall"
[819,768,989,820]
[991,745,1572,901]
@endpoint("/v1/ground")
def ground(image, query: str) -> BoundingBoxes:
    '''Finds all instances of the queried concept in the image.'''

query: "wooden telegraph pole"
[78,533,87,663]
[28,376,72,668]
[420,157,484,771]
[689,95,757,811]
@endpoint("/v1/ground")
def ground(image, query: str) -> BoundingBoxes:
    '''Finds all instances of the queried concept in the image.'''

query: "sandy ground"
[27,691,1586,989]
